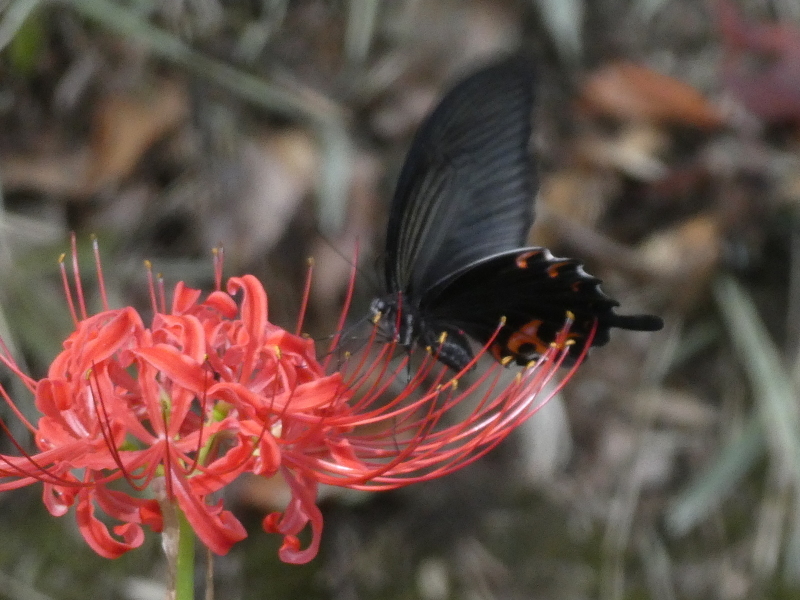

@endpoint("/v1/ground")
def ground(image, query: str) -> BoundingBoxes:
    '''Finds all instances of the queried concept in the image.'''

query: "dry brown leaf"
[575,123,670,180]
[0,149,91,196]
[532,168,617,248]
[203,129,318,262]
[539,169,611,225]
[637,214,722,306]
[581,61,724,129]
[86,80,188,192]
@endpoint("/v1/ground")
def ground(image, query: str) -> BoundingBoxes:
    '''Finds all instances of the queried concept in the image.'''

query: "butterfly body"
[370,294,474,372]
[374,55,663,372]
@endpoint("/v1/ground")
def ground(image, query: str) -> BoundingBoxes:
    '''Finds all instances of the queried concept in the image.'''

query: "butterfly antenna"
[314,229,381,295]
[317,315,373,368]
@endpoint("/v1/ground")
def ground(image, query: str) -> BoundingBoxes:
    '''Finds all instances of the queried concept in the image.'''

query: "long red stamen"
[295,258,313,336]
[92,236,110,312]
[70,233,88,321]
[86,366,150,492]
[213,247,223,292]
[59,254,79,327]
[324,242,360,370]
[145,261,158,316]
[157,273,166,315]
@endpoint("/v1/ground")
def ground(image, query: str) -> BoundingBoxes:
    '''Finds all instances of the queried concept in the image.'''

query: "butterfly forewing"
[385,56,537,296]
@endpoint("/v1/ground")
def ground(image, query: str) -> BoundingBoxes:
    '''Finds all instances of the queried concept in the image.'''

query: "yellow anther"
[438,331,448,344]
[371,312,382,325]
[500,356,514,366]
[144,260,152,269]
[306,257,315,267]
[499,316,507,326]
[274,346,282,359]
[565,310,576,321]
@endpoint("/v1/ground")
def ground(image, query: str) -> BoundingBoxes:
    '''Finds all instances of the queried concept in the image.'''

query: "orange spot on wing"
[547,262,571,278]
[515,250,540,269]
[506,320,550,356]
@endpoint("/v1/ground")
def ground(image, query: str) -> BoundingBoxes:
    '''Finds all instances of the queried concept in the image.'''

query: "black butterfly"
[370,55,663,372]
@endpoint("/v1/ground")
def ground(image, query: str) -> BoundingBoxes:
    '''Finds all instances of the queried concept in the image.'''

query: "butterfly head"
[369,295,415,348]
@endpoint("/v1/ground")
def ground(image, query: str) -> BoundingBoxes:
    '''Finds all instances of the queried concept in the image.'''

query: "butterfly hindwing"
[421,248,661,365]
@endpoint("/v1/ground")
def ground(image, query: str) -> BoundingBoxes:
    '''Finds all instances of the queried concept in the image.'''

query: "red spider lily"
[0,236,588,565]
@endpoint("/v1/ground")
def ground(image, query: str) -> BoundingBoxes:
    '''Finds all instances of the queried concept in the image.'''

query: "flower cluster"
[0,237,587,564]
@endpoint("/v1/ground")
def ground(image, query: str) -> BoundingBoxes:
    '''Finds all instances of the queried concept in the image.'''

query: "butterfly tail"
[604,313,664,332]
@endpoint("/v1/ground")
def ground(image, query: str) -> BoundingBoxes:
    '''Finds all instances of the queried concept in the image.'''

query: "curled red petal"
[35,379,72,414]
[169,470,247,555]
[171,281,203,315]
[43,481,79,516]
[226,275,268,347]
[94,486,159,526]
[140,500,164,532]
[262,468,322,564]
[188,436,257,495]
[76,308,140,366]
[75,490,145,559]
[153,314,207,363]
[287,376,348,411]
[200,290,239,318]
[132,346,207,397]
[255,431,282,477]
[209,374,345,415]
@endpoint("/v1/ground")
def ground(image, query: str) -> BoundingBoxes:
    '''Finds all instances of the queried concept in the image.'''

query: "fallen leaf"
[580,61,724,129]
[0,148,90,196]
[637,214,722,307]
[86,80,188,192]
[202,128,318,262]
[576,123,670,180]
[532,168,617,248]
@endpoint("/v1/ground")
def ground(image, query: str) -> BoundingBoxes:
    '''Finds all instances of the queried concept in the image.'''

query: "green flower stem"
[175,508,196,600]
[156,478,197,600]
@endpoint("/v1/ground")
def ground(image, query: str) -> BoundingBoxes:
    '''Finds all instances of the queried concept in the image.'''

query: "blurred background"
[0,0,799,598]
